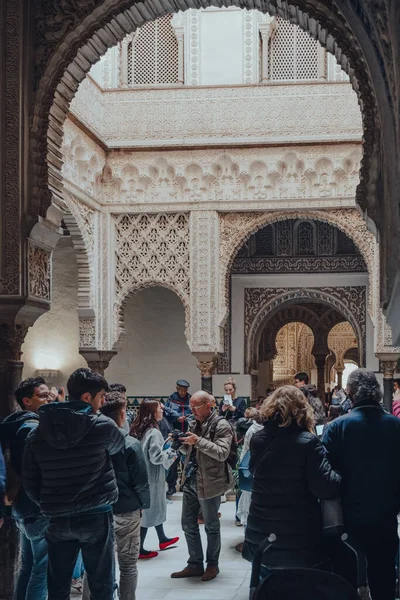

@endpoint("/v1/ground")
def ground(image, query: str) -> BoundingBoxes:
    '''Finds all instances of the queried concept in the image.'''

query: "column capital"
[194,353,217,378]
[377,355,400,379]
[79,350,117,376]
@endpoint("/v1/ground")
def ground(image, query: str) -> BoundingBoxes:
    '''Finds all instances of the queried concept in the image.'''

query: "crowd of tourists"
[1,368,400,599]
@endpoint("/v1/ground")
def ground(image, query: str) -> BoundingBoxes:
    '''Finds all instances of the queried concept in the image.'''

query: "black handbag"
[321,496,344,535]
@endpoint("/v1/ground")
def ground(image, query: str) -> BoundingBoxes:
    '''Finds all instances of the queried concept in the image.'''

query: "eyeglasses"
[191,403,207,412]
[35,392,51,399]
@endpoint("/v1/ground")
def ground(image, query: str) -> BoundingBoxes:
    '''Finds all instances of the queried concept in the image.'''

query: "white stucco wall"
[22,237,86,386]
[200,8,245,85]
[106,287,200,395]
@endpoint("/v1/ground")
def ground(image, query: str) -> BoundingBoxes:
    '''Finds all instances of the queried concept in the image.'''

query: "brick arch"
[113,281,190,350]
[31,0,385,225]
[219,209,378,327]
[245,288,365,373]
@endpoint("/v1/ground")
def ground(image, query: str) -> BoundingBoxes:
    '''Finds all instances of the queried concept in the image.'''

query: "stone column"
[79,350,117,376]
[313,354,328,402]
[377,354,400,413]
[317,45,327,80]
[0,322,29,600]
[0,323,29,419]
[336,368,344,389]
[196,354,216,395]
[259,21,275,83]
[176,32,184,85]
[120,39,129,88]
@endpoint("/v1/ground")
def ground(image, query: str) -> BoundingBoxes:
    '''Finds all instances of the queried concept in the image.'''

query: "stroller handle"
[249,534,277,590]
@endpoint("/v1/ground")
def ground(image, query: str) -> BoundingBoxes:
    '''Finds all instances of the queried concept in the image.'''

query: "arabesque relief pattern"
[113,212,190,345]
[219,209,378,324]
[244,287,366,374]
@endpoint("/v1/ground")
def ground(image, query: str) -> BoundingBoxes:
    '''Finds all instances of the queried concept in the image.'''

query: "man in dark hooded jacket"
[22,368,125,600]
[0,376,51,600]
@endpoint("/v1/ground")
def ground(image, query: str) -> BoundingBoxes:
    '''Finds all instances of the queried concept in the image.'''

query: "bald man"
[171,391,234,582]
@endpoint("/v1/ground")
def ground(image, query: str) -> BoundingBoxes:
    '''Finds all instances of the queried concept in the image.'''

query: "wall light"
[34,351,61,379]
[35,369,59,380]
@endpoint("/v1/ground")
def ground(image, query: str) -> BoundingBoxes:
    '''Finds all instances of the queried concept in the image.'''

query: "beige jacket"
[185,410,234,500]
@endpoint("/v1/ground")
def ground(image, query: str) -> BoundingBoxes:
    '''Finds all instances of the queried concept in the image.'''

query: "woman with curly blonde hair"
[243,385,340,571]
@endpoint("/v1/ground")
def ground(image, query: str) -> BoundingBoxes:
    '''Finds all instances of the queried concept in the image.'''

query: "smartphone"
[223,395,233,406]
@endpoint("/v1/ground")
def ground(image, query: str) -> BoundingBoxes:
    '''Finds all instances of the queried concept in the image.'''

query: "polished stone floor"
[135,497,250,600]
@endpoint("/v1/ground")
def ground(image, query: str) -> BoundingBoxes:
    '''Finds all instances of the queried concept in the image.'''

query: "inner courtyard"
[1,2,400,599]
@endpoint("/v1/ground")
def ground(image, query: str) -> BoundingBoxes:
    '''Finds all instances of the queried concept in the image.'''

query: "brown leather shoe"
[201,566,219,581]
[171,566,204,579]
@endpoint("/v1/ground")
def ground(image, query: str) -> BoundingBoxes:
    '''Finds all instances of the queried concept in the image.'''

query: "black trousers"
[46,511,115,600]
[328,520,398,600]
[166,459,179,490]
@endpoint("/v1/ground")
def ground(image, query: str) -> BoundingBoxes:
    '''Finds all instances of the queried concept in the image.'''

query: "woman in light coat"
[130,399,179,559]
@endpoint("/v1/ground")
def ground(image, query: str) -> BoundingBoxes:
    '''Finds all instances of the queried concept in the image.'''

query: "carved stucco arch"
[31,0,387,226]
[259,304,331,359]
[113,281,190,350]
[220,209,377,325]
[245,288,365,374]
[62,193,97,349]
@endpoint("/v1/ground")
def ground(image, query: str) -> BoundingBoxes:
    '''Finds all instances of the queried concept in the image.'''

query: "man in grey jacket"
[171,391,234,582]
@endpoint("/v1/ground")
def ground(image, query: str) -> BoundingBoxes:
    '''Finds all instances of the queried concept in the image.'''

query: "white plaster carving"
[100,145,362,206]
[79,317,96,348]
[186,9,200,85]
[243,10,256,84]
[61,118,106,200]
[113,213,190,346]
[189,211,220,353]
[70,76,362,148]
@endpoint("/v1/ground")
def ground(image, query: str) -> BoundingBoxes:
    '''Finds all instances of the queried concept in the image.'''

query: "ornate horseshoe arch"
[219,209,377,329]
[244,287,366,373]
[113,282,191,350]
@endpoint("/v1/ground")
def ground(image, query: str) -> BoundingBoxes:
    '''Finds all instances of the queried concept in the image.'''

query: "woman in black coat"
[243,385,340,570]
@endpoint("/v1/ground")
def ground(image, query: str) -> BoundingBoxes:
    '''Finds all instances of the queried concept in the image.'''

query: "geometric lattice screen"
[127,15,179,86]
[268,17,321,81]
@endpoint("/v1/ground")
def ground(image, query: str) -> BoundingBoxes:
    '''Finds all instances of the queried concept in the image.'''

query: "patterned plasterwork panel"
[27,240,51,301]
[232,256,367,274]
[189,211,219,352]
[244,287,366,373]
[62,119,106,200]
[101,145,362,207]
[70,79,104,141]
[219,209,379,325]
[70,76,362,147]
[113,213,190,346]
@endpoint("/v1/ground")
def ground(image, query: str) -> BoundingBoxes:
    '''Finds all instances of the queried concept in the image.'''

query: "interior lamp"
[35,351,61,379]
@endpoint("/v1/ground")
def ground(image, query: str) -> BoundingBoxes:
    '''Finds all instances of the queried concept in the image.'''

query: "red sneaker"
[139,551,158,559]
[159,537,180,551]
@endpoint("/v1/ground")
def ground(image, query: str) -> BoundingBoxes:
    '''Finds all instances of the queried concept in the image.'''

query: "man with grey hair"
[171,391,234,582]
[323,368,400,600]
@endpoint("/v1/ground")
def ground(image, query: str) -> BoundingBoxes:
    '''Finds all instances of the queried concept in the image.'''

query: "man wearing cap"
[164,380,192,496]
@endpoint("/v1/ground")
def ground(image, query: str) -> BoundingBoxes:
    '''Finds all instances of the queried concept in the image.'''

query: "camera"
[170,429,189,450]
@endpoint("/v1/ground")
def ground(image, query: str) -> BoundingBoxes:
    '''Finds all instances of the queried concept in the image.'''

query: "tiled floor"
[136,497,251,600]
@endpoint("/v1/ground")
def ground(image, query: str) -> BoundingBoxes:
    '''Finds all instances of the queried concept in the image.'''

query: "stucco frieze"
[97,145,362,207]
[70,77,362,147]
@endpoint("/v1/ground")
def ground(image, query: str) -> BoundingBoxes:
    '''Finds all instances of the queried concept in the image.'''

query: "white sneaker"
[70,579,83,595]
[221,493,227,503]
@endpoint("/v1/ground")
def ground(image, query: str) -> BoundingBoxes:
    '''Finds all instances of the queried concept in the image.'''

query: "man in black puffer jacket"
[22,368,125,600]
[99,391,150,600]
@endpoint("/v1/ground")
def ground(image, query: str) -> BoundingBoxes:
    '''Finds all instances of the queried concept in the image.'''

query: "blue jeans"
[14,518,48,600]
[73,551,84,580]
[46,510,115,600]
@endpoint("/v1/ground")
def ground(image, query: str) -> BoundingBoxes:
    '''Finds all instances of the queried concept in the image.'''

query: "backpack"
[1,419,37,506]
[209,416,238,471]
